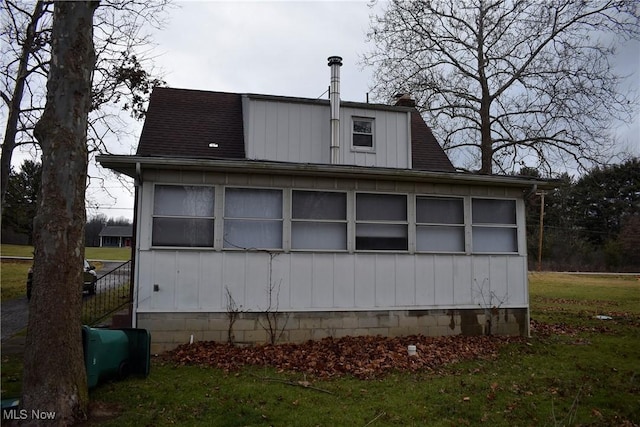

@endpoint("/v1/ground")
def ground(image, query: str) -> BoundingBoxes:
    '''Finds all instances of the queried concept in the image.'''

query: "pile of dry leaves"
[162,334,522,379]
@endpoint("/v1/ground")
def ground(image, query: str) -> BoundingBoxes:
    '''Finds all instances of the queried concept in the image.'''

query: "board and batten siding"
[242,96,411,169]
[135,251,527,314]
[134,171,529,315]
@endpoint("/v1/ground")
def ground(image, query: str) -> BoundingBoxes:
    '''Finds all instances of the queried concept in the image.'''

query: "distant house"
[99,225,132,248]
[98,57,550,352]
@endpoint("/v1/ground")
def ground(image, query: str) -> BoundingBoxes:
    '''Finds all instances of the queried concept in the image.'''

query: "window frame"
[223,186,284,250]
[351,117,375,152]
[290,190,348,251]
[471,197,519,254]
[151,184,216,248]
[355,192,408,251]
[415,196,466,253]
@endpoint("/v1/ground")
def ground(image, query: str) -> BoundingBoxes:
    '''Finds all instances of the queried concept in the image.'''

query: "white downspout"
[328,56,342,164]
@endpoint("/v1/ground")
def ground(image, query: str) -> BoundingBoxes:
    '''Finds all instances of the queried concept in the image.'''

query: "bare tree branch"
[363,0,640,175]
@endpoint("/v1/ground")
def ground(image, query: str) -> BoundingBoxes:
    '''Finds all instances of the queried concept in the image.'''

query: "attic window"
[208,143,219,148]
[352,118,374,150]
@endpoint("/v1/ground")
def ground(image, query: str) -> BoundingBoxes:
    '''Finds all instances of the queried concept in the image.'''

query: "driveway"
[1,296,28,342]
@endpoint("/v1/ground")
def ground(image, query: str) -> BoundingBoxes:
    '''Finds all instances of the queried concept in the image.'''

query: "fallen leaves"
[162,334,521,379]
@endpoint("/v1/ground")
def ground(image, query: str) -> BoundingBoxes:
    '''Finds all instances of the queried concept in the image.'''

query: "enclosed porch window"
[224,188,283,249]
[472,198,518,253]
[152,185,215,247]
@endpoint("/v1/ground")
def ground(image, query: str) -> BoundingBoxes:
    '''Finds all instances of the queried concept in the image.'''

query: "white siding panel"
[290,254,313,308]
[222,253,247,310]
[453,256,473,305]
[395,255,416,306]
[136,251,154,310]
[375,255,396,306]
[276,102,290,160]
[354,254,376,308]
[333,254,355,308]
[151,251,178,310]
[312,254,334,308]
[507,256,527,305]
[415,255,435,305]
[198,253,223,310]
[434,256,454,305]
[288,105,301,162]
[271,253,291,309]
[471,256,491,306]
[245,253,271,309]
[175,253,200,308]
[489,256,509,304]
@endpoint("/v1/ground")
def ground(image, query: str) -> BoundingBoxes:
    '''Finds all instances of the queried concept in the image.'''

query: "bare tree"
[363,0,640,174]
[21,1,98,424]
[0,0,169,207]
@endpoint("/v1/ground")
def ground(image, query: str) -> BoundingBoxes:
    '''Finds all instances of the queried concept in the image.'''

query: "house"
[98,225,133,248]
[98,57,549,353]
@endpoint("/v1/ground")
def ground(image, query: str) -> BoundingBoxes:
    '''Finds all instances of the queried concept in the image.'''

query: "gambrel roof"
[136,87,455,173]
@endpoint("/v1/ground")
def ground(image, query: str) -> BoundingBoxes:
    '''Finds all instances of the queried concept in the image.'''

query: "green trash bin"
[82,325,151,389]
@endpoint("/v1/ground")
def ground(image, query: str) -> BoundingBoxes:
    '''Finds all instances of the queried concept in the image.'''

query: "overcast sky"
[8,0,638,222]
[92,0,383,221]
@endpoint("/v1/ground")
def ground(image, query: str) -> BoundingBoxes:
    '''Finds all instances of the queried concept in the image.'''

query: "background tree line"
[523,157,640,272]
[1,159,131,247]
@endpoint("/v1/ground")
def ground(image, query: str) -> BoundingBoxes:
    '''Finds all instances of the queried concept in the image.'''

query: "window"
[152,185,215,247]
[472,198,518,253]
[352,118,374,149]
[291,191,347,250]
[224,188,283,249]
[356,193,407,250]
[416,197,465,252]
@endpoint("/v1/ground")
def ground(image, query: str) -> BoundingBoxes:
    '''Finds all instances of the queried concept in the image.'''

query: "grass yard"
[0,259,32,301]
[0,244,129,302]
[0,244,131,261]
[0,259,105,302]
[1,273,639,426]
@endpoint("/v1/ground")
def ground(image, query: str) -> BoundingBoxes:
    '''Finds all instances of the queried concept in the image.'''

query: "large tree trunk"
[21,2,98,425]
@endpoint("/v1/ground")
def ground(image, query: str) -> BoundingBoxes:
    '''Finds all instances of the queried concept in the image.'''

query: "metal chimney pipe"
[328,56,342,164]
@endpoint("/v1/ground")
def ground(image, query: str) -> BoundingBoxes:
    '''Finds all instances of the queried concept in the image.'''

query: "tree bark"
[21,2,98,425]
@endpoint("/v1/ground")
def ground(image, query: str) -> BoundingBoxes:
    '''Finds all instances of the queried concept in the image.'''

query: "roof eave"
[97,154,555,189]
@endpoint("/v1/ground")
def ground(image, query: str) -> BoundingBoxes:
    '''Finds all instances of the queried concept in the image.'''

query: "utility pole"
[536,191,547,271]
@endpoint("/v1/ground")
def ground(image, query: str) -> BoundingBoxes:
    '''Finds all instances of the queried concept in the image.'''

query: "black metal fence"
[82,260,132,326]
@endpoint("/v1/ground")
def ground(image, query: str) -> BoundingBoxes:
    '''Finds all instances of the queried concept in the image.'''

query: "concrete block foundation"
[138,308,529,354]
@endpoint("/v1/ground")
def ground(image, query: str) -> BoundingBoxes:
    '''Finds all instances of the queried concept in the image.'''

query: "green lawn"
[2,273,639,426]
[1,244,129,302]
[1,244,131,261]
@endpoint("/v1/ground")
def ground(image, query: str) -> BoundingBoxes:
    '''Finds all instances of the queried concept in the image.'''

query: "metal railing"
[82,260,132,326]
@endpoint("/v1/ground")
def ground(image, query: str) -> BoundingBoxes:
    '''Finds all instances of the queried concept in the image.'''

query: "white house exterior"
[98,59,548,352]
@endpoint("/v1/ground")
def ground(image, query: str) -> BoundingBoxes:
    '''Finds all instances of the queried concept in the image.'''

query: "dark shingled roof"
[137,87,454,172]
[136,88,245,159]
[410,110,455,172]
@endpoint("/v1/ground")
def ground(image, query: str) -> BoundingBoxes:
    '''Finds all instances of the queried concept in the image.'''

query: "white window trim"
[351,117,375,152]
[354,191,409,252]
[222,186,284,251]
[415,195,466,254]
[150,183,216,249]
[470,197,519,254]
[290,189,348,252]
